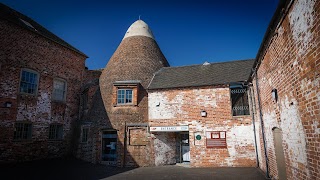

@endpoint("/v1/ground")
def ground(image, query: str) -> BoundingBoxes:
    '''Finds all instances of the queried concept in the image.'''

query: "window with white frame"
[117,89,133,104]
[20,69,39,95]
[14,122,32,140]
[53,79,67,101]
[49,124,63,140]
[81,127,89,143]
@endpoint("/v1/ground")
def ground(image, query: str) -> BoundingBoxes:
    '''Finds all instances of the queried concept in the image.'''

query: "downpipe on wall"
[254,70,271,179]
[247,83,259,168]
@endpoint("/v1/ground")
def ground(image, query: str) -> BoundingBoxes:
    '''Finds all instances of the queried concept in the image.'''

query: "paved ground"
[0,157,267,180]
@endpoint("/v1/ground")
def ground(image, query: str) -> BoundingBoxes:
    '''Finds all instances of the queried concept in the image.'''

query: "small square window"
[14,122,32,140]
[81,127,89,143]
[49,124,63,140]
[53,79,67,101]
[117,89,133,105]
[20,69,39,95]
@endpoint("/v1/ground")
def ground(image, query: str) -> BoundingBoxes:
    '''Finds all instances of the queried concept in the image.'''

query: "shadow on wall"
[75,83,142,167]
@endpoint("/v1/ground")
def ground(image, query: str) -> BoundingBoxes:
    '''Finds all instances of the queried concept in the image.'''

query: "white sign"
[150,126,189,132]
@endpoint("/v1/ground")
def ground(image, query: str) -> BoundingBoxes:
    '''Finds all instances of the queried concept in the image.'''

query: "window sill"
[232,114,251,118]
[52,100,66,104]
[48,139,64,142]
[113,104,137,107]
[19,93,37,99]
[13,139,33,142]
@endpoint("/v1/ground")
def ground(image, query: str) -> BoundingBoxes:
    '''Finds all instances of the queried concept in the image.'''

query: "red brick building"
[0,3,87,161]
[1,1,319,179]
[77,20,169,166]
[249,0,320,179]
[148,60,257,167]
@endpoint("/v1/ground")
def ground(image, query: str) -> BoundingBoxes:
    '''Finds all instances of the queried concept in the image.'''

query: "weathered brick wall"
[148,86,256,167]
[0,19,86,162]
[83,35,170,167]
[153,132,176,166]
[252,0,320,179]
[75,70,101,163]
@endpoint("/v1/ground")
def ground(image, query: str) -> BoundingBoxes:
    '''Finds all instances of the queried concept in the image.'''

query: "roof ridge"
[0,3,88,58]
[160,59,255,69]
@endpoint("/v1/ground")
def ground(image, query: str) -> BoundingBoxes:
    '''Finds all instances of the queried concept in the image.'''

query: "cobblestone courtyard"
[0,157,266,180]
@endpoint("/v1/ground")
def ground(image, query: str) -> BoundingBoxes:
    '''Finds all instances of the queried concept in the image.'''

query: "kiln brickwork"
[0,3,87,162]
[1,1,319,178]
[77,20,169,167]
[250,0,320,179]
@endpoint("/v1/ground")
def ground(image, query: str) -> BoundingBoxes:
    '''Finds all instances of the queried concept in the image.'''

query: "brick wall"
[78,35,169,167]
[252,0,320,179]
[148,86,256,167]
[75,70,101,163]
[0,19,86,162]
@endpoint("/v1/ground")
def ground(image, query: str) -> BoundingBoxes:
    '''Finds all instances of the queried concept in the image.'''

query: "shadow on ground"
[0,157,267,180]
[0,157,134,180]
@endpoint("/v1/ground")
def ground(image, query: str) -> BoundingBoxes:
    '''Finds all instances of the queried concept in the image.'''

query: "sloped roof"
[0,3,88,57]
[148,59,254,90]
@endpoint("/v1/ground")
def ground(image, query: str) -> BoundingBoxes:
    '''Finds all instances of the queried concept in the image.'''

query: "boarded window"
[20,69,39,95]
[206,131,227,148]
[230,84,250,116]
[128,127,148,146]
[49,124,63,140]
[14,122,32,140]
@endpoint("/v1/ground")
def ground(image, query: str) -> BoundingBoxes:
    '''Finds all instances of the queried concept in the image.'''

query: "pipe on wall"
[248,83,260,168]
[254,70,271,179]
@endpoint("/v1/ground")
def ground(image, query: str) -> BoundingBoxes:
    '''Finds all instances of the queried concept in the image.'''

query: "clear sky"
[2,0,279,70]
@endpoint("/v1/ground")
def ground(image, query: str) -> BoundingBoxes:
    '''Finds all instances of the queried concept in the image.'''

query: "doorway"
[180,133,190,162]
[101,130,117,165]
[273,128,287,180]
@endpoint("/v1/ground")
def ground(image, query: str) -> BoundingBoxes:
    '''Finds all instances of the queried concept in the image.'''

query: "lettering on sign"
[150,126,189,132]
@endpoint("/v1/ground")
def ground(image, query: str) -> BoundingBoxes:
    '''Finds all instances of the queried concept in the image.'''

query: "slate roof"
[148,59,255,90]
[0,3,87,57]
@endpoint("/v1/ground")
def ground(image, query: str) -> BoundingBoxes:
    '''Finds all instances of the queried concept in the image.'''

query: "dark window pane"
[230,85,250,116]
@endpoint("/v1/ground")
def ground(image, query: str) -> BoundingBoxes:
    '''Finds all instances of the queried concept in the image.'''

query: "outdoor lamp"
[201,110,207,117]
[271,89,278,102]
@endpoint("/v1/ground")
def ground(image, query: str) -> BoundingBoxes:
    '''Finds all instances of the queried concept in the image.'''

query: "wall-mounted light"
[201,110,207,117]
[4,102,12,108]
[271,89,278,102]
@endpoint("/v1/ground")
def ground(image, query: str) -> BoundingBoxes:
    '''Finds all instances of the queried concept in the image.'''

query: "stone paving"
[0,158,267,180]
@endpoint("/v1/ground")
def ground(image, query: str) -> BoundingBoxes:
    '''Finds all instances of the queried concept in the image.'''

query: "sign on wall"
[194,132,204,146]
[150,126,189,132]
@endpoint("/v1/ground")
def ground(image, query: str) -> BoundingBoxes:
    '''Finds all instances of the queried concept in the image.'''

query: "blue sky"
[2,0,279,70]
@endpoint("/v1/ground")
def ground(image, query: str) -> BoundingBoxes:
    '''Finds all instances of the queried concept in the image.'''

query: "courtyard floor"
[0,157,267,180]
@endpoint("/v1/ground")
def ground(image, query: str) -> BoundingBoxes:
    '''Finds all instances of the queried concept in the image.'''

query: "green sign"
[196,135,201,140]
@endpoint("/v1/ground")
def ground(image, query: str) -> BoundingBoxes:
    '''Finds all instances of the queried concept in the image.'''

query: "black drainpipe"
[248,84,259,168]
[254,70,270,179]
